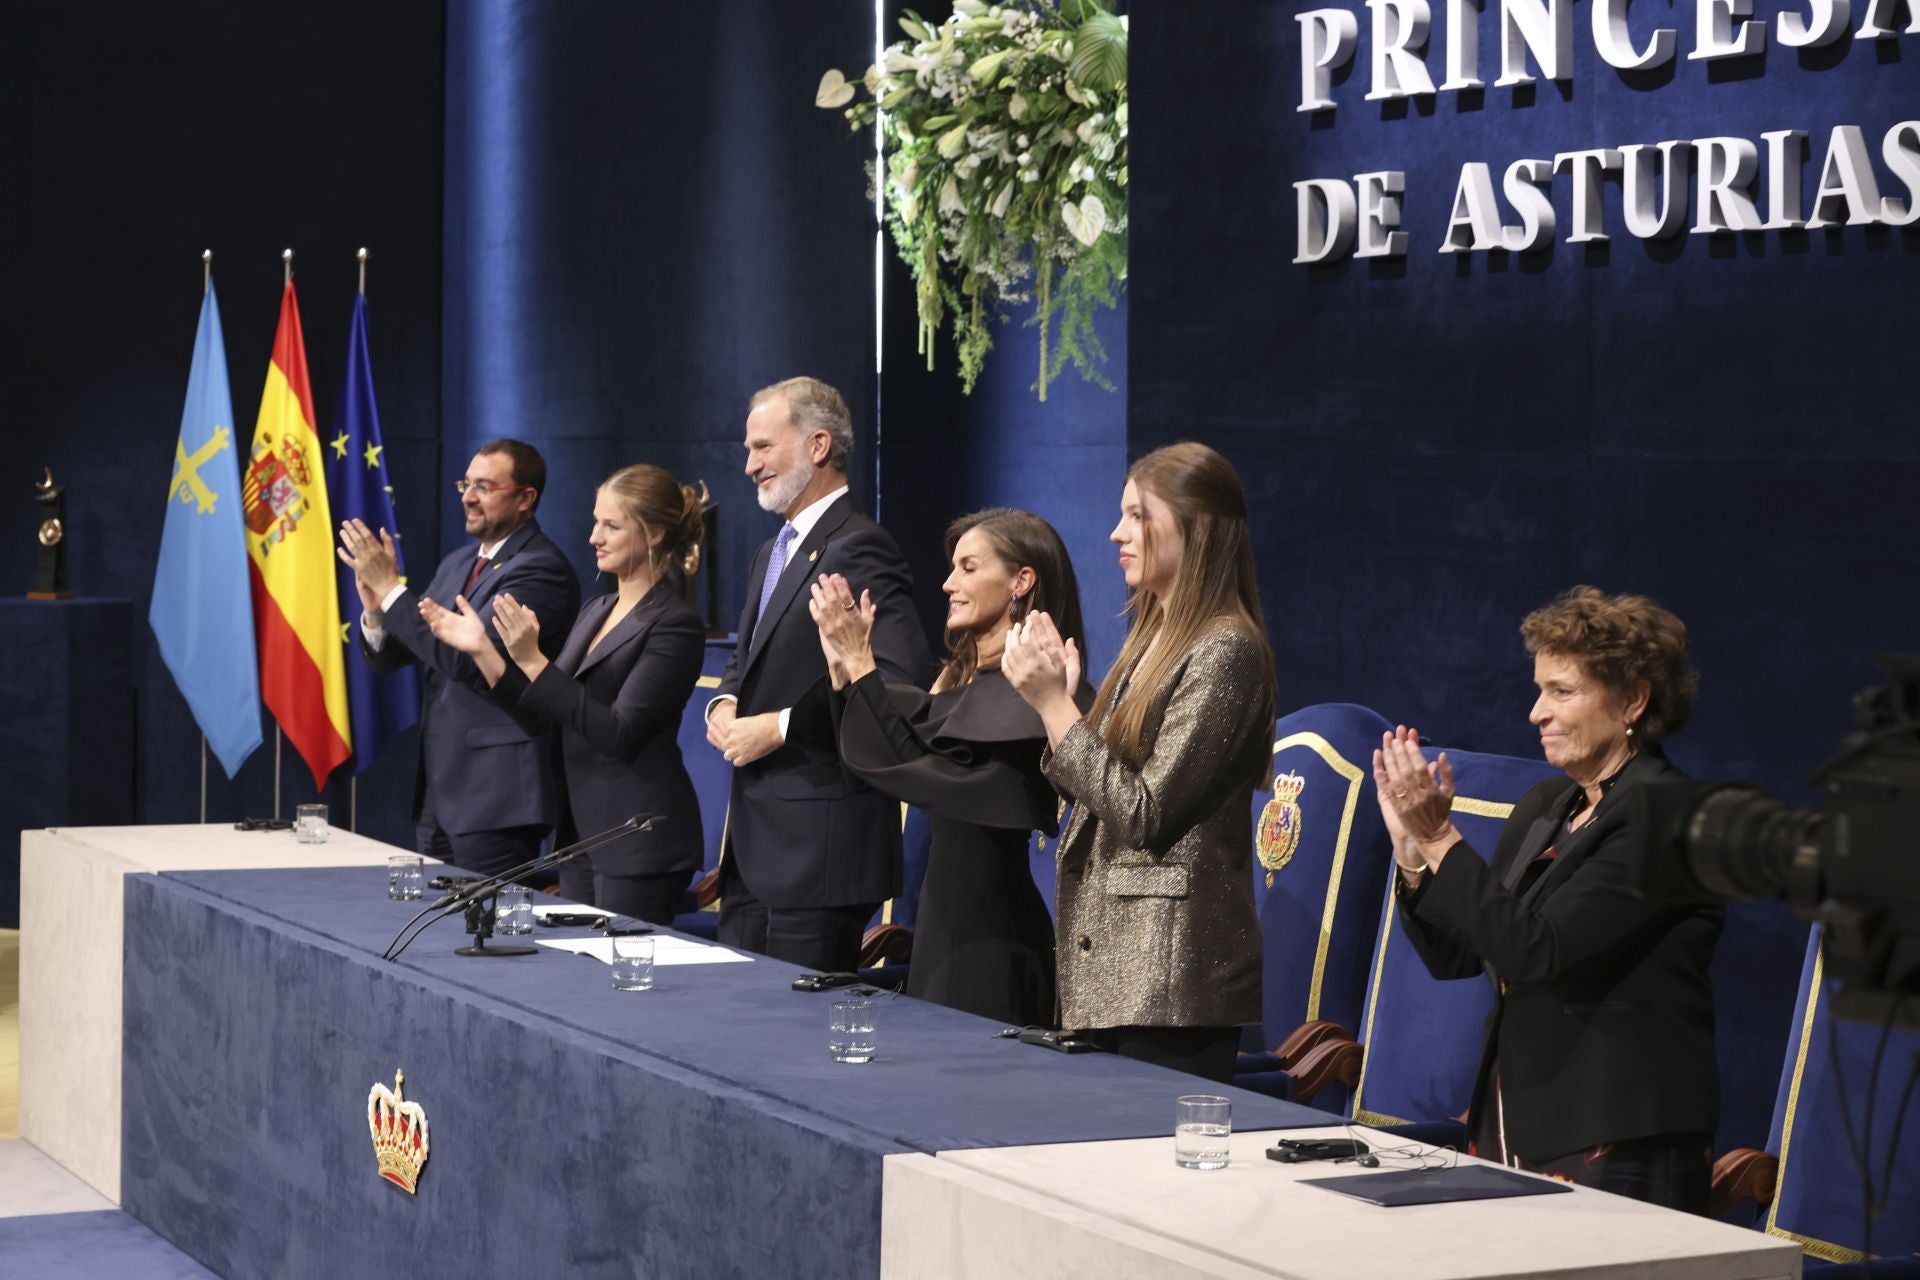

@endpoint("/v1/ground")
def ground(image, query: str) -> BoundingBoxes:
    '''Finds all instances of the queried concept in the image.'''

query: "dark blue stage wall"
[2,3,445,841]
[1131,1,1918,808]
[878,278,1132,682]
[444,0,880,635]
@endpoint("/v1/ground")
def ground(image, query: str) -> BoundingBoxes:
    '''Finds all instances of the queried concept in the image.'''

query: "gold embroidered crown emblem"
[1256,770,1306,887]
[367,1069,430,1195]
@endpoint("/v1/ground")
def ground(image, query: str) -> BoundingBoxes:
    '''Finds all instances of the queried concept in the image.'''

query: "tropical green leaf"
[1071,12,1127,93]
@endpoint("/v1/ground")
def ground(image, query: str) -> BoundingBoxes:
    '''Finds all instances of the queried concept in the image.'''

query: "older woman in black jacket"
[1376,586,1719,1213]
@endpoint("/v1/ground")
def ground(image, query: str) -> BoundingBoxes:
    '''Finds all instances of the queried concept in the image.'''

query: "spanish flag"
[244,281,351,788]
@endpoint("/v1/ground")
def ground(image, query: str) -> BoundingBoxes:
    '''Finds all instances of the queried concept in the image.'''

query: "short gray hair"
[750,376,853,472]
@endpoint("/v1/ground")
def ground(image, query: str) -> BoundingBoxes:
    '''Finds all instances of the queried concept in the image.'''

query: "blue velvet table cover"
[122,866,1335,1279]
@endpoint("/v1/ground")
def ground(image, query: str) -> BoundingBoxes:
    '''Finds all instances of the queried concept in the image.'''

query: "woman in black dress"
[808,508,1087,1026]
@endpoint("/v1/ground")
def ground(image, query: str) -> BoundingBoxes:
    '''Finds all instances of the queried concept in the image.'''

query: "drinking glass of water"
[610,934,655,991]
[828,999,876,1063]
[494,885,534,935]
[295,803,330,844]
[1174,1094,1231,1169]
[387,854,424,901]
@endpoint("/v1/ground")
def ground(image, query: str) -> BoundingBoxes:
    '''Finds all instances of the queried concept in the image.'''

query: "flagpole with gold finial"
[271,248,293,820]
[348,247,369,833]
[199,249,213,823]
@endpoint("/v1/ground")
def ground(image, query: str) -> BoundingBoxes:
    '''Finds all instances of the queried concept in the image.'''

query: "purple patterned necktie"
[752,523,797,642]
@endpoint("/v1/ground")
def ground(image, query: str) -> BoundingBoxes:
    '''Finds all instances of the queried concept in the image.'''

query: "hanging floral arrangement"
[818,0,1127,401]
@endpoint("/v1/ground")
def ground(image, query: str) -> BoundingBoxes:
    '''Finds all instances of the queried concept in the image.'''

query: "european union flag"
[150,285,263,778]
[327,294,420,773]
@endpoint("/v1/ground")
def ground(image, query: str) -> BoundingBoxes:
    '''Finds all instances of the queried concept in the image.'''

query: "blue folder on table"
[1300,1163,1576,1207]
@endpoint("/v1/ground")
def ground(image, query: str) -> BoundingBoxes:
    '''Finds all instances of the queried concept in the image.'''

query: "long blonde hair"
[1087,442,1276,769]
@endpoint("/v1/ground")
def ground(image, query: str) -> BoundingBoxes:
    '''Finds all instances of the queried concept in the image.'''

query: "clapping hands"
[418,594,489,655]
[1371,725,1461,879]
[1003,611,1081,708]
[490,592,542,667]
[808,573,876,690]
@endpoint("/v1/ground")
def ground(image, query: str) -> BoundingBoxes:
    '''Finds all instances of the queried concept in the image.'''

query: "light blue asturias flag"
[149,284,262,778]
[327,293,420,772]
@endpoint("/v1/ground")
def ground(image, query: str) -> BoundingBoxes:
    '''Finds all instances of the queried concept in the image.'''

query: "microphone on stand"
[382,814,661,962]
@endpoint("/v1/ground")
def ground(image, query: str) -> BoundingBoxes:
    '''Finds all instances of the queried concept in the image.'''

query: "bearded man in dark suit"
[705,378,932,971]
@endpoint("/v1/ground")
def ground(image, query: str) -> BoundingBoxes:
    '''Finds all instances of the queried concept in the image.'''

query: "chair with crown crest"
[1712,924,1920,1275]
[1331,743,1561,1143]
[1232,703,1398,1107]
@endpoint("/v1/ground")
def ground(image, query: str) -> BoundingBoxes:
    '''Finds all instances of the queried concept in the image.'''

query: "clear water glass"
[295,803,330,844]
[1174,1094,1231,1169]
[610,935,655,991]
[829,999,876,1064]
[387,854,424,901]
[495,885,534,935]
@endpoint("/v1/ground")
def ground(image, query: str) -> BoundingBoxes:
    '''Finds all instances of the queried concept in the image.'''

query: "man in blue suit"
[338,440,581,877]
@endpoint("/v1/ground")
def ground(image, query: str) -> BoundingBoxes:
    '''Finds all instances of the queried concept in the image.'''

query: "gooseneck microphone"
[381,814,661,962]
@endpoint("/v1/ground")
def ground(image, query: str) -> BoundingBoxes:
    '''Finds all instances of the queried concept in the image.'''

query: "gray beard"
[755,467,810,516]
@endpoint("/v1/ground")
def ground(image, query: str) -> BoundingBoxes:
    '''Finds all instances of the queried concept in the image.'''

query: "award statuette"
[29,467,74,600]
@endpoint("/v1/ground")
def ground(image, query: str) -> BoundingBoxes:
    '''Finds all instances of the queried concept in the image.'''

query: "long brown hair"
[1087,442,1276,768]
[938,508,1088,690]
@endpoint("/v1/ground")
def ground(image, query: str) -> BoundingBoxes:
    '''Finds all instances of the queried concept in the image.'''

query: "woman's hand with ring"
[808,573,876,686]
[1373,725,1462,873]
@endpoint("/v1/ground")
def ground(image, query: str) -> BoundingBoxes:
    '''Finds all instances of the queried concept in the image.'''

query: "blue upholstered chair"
[1714,925,1920,1274]
[1233,704,1396,1107]
[671,638,738,939]
[1709,901,1812,1161]
[1339,744,1560,1142]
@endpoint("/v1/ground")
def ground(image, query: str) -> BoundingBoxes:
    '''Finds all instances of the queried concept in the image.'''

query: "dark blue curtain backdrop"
[443,0,880,627]
[1130,1,1918,804]
[1,2,445,842]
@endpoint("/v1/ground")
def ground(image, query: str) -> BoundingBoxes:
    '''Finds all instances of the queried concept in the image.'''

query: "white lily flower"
[954,0,986,14]
[1010,93,1027,121]
[990,182,1014,218]
[940,175,963,214]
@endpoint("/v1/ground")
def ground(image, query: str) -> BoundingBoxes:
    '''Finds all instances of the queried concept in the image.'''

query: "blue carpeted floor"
[0,1209,216,1278]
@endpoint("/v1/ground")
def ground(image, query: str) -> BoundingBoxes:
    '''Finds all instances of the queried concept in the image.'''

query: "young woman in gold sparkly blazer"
[1006,442,1276,1083]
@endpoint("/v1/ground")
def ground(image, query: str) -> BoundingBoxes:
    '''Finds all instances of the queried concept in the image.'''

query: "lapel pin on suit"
[808,549,819,564]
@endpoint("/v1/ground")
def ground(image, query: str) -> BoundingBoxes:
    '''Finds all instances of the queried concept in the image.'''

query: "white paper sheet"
[536,935,754,966]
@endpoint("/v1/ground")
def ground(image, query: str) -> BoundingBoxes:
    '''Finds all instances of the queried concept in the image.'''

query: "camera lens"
[1683,787,1824,904]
